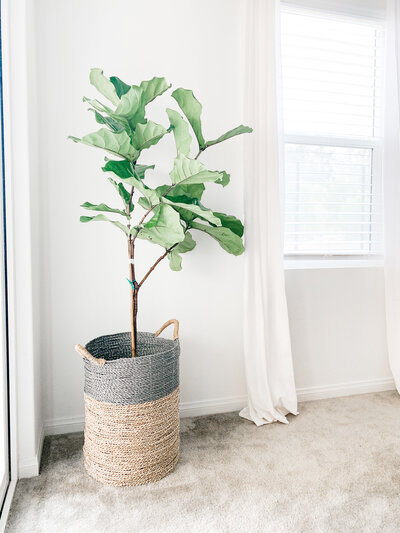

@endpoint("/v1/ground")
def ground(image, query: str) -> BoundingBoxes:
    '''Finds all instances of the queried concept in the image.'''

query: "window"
[281,6,385,258]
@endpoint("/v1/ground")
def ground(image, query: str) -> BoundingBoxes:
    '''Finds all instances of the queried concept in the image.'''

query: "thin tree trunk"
[128,236,137,357]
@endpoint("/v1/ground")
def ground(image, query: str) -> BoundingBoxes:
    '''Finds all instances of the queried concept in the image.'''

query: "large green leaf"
[168,231,196,271]
[190,221,244,255]
[110,76,131,98]
[114,86,146,127]
[171,88,205,148]
[92,111,125,133]
[83,96,114,115]
[102,160,158,206]
[89,68,119,106]
[138,196,151,210]
[166,108,191,156]
[168,250,182,271]
[204,125,253,149]
[156,182,205,201]
[162,198,221,225]
[102,160,154,179]
[80,214,129,235]
[69,128,137,160]
[136,204,185,248]
[215,171,230,187]
[140,77,171,104]
[170,154,222,186]
[176,231,196,253]
[132,121,167,152]
[213,212,244,237]
[102,159,133,178]
[81,201,128,218]
[108,178,133,212]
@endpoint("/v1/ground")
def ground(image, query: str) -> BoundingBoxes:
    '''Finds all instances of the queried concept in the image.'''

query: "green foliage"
[215,171,230,187]
[213,212,244,237]
[89,69,119,106]
[108,179,133,212]
[110,76,131,98]
[168,250,182,271]
[190,221,245,256]
[168,232,197,271]
[172,88,205,149]
[92,110,125,133]
[163,198,221,225]
[69,128,137,159]
[140,77,171,104]
[102,160,154,180]
[131,121,167,152]
[81,201,128,218]
[166,108,191,156]
[71,69,252,282]
[170,155,222,186]
[204,125,253,149]
[113,86,146,129]
[80,214,130,235]
[137,204,185,248]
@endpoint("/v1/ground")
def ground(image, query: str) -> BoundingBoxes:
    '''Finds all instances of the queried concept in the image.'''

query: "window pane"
[281,11,384,138]
[281,8,384,258]
[284,144,382,255]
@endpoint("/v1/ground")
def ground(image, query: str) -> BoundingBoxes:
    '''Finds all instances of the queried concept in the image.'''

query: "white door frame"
[0,0,41,525]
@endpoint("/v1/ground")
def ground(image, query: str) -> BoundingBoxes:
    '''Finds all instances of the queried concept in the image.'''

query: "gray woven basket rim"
[85,331,179,367]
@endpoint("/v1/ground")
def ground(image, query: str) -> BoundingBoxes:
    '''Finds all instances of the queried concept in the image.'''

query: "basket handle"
[74,344,106,365]
[155,319,179,340]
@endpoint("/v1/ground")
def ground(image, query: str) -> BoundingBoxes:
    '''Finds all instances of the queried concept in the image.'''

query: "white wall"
[35,0,248,429]
[31,0,394,435]
[286,267,392,398]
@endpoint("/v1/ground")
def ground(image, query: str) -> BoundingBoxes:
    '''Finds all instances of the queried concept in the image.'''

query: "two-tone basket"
[74,319,180,487]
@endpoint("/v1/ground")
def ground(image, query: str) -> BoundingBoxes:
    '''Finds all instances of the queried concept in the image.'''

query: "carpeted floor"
[5,391,400,532]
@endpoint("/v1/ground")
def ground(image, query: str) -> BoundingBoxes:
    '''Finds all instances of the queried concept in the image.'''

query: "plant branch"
[138,242,179,288]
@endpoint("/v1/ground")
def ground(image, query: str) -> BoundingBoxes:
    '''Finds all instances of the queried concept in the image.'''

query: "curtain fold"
[384,0,400,392]
[240,0,298,426]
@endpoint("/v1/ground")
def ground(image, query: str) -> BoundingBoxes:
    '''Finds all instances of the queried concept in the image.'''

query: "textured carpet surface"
[6,391,400,532]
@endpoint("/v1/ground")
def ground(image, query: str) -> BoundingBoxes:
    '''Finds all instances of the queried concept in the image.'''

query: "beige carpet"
[6,391,400,532]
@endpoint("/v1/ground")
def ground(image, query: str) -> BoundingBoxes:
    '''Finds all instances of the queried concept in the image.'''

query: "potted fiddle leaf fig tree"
[71,69,252,487]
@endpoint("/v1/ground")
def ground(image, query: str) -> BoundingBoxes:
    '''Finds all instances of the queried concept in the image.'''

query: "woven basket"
[75,319,180,487]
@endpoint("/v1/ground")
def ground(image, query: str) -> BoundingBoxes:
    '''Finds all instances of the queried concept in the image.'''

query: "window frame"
[280,3,385,268]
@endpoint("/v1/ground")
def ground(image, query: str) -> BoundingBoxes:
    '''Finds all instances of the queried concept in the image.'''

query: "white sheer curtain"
[239,0,298,426]
[384,0,400,392]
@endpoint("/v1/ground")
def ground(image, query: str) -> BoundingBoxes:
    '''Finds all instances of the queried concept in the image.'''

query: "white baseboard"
[43,376,396,437]
[18,423,44,479]
[44,415,85,436]
[296,376,396,402]
[180,395,247,418]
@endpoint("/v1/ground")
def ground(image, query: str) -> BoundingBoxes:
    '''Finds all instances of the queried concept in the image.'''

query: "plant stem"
[138,243,179,288]
[128,235,138,357]
[126,185,138,358]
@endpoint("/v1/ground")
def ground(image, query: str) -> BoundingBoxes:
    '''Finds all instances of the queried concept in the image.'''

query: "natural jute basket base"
[83,387,180,487]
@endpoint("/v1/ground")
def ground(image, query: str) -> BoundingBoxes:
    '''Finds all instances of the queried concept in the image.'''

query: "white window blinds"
[281,7,384,256]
